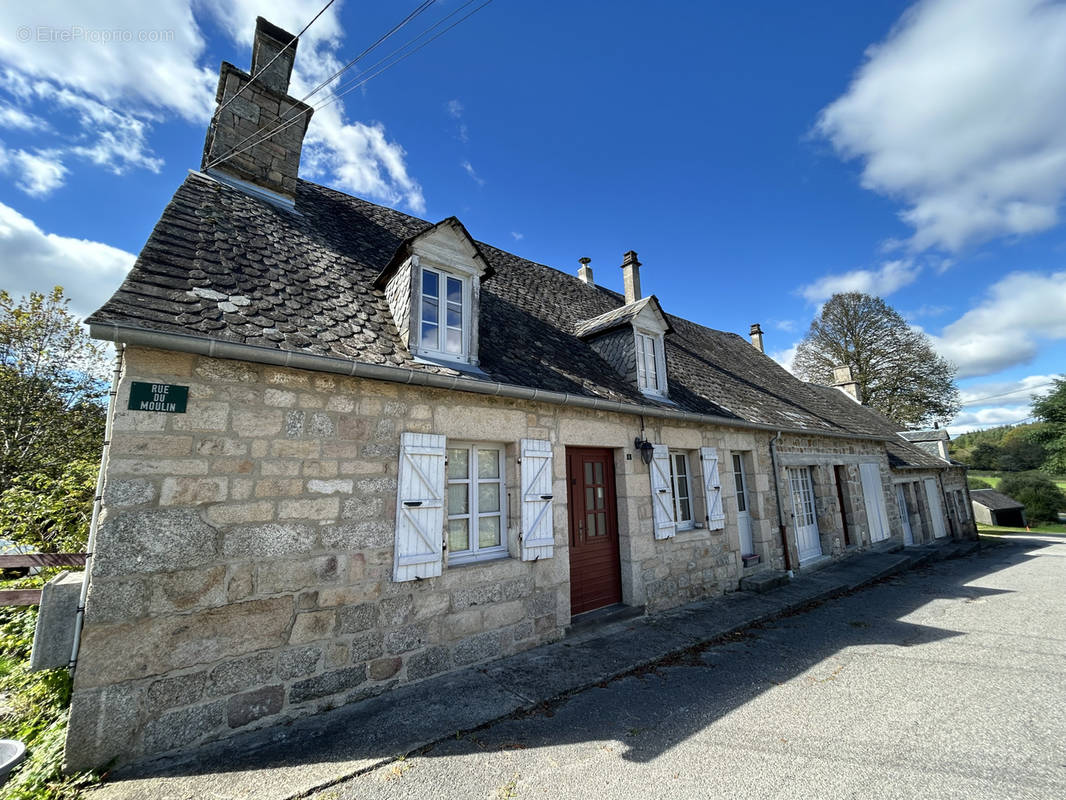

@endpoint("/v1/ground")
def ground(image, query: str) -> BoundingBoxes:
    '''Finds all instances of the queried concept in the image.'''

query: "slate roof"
[573,296,672,339]
[900,430,949,442]
[970,489,1024,510]
[87,172,946,443]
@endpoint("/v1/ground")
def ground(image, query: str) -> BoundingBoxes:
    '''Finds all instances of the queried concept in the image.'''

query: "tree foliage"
[999,473,1066,523]
[0,459,98,553]
[1031,376,1066,473]
[793,292,960,427]
[0,288,108,495]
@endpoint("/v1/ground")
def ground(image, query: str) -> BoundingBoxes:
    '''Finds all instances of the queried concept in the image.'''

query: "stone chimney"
[578,257,594,285]
[750,323,764,353]
[201,17,314,202]
[621,250,641,305]
[833,365,862,403]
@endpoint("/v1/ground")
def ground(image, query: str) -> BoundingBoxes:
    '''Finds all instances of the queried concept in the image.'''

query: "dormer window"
[635,331,664,394]
[375,217,493,372]
[420,267,468,357]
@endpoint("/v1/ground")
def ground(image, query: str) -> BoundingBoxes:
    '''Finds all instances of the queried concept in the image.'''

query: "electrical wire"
[213,0,338,120]
[961,382,1055,406]
[204,0,440,172]
[204,0,493,174]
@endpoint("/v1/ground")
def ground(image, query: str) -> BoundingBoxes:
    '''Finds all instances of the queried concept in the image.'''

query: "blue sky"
[1,0,1064,434]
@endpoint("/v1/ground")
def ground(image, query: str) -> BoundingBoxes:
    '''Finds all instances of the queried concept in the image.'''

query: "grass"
[0,574,101,800]
[969,470,1066,493]
[977,522,1066,536]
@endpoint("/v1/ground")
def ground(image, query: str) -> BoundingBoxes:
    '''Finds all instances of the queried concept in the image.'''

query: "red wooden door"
[567,448,622,615]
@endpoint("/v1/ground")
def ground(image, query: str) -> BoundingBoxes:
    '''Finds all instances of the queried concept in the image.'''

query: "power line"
[204,0,493,175]
[961,382,1055,406]
[204,0,440,172]
[214,0,338,120]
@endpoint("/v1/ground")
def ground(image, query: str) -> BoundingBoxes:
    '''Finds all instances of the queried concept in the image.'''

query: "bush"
[0,599,100,799]
[0,460,96,554]
[999,473,1066,523]
[967,477,992,490]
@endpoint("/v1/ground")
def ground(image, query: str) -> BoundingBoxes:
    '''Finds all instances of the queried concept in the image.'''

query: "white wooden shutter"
[924,478,947,539]
[520,439,555,560]
[700,446,725,530]
[393,432,446,582]
[859,462,891,543]
[650,444,676,539]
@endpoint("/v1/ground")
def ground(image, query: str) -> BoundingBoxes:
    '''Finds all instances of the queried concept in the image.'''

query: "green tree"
[0,288,108,495]
[1031,377,1066,473]
[968,442,1000,470]
[994,436,1047,472]
[793,292,961,427]
[0,459,98,553]
[999,473,1066,523]
[967,477,993,490]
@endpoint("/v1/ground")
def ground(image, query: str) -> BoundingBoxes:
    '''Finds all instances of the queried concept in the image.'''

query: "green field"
[977,522,1066,536]
[969,470,1066,493]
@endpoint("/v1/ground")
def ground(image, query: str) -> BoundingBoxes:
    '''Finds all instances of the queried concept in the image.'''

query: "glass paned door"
[788,467,822,563]
[733,453,753,556]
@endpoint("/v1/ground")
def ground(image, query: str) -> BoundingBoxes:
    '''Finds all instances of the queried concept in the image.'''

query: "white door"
[733,453,753,555]
[859,462,891,543]
[924,478,947,539]
[788,467,822,563]
[896,485,914,545]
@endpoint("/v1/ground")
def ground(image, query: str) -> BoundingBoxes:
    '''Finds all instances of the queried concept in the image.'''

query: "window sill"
[412,354,490,378]
[446,551,511,569]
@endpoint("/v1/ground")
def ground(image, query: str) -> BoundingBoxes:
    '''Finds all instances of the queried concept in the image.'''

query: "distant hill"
[951,422,1049,471]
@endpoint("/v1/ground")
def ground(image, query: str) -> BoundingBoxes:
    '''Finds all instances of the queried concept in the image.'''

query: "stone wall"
[67,346,793,769]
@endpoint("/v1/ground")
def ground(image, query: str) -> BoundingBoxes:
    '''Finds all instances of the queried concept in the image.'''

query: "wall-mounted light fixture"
[634,437,654,466]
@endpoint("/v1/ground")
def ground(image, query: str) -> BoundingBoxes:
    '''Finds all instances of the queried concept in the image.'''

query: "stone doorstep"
[96,545,979,800]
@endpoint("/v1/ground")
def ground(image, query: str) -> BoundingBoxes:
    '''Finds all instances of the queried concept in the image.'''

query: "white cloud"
[798,259,919,304]
[946,405,1033,437]
[959,374,1058,408]
[0,102,46,131]
[510,231,524,241]
[932,271,1066,378]
[817,0,1066,252]
[0,1,426,211]
[0,201,135,319]
[903,303,949,320]
[461,159,484,187]
[770,343,799,373]
[446,100,463,119]
[774,319,797,332]
[0,142,67,196]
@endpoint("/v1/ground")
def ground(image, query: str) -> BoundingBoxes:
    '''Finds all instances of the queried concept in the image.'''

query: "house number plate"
[127,382,189,413]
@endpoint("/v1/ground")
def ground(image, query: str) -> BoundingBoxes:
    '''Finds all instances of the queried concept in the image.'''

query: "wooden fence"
[0,554,87,606]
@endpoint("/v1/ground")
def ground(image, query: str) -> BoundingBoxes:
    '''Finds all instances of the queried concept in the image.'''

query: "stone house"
[63,18,974,771]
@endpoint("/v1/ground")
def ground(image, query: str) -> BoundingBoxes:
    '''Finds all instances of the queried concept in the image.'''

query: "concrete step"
[739,569,790,594]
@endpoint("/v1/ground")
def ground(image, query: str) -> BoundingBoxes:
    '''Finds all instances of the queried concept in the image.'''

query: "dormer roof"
[573,296,673,339]
[374,216,493,288]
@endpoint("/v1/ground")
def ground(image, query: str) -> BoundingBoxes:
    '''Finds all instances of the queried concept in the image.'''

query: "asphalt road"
[317,537,1066,800]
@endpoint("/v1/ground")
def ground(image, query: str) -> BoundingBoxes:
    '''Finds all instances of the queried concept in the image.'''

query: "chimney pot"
[578,257,594,285]
[621,250,642,304]
[749,322,764,353]
[251,18,298,94]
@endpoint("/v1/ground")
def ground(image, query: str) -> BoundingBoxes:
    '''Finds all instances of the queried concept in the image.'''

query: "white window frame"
[416,264,472,363]
[445,442,508,565]
[634,328,667,396]
[669,450,694,530]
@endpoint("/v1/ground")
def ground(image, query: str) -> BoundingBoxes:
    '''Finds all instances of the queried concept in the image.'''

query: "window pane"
[478,483,500,513]
[673,453,687,478]
[679,497,691,522]
[595,512,606,536]
[422,269,438,298]
[421,296,438,325]
[593,461,603,485]
[447,448,469,480]
[478,515,501,548]
[448,483,468,515]
[448,518,469,553]
[584,461,593,485]
[447,307,463,327]
[420,322,438,349]
[477,449,500,478]
[445,327,462,354]
[585,486,594,512]
[447,276,462,304]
